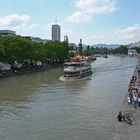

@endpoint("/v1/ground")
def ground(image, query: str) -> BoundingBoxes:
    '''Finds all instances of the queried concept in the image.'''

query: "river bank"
[0,62,63,79]
[0,58,96,79]
[109,60,140,140]
[109,97,140,140]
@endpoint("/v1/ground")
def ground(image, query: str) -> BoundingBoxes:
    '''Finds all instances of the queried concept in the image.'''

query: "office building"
[29,36,50,43]
[0,30,16,36]
[52,24,61,41]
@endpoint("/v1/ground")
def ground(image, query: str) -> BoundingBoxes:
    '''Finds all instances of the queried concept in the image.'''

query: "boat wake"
[94,65,134,74]
[59,75,91,82]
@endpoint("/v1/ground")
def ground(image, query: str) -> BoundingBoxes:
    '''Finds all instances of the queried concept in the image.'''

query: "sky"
[0,0,140,45]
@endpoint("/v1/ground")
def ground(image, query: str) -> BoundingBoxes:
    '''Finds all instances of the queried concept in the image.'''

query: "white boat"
[59,61,92,81]
[128,49,137,56]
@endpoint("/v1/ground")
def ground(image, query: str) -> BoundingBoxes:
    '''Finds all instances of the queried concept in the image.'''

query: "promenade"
[109,60,140,140]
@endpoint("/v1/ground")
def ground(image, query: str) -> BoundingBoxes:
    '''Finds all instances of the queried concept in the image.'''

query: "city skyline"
[0,0,140,45]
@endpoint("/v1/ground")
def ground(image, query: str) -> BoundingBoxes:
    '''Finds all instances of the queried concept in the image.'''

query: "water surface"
[0,55,137,140]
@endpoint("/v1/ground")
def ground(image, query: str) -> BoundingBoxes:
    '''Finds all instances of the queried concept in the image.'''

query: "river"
[0,55,137,140]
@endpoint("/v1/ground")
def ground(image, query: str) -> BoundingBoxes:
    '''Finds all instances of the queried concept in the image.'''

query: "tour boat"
[59,61,92,81]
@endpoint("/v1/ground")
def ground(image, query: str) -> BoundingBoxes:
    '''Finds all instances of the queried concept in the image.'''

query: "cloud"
[116,24,140,34]
[0,14,30,26]
[66,0,118,23]
[69,24,140,44]
[65,11,92,23]
[75,0,118,14]
[0,14,37,29]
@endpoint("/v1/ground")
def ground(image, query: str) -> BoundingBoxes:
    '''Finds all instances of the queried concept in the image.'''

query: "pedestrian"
[137,93,140,107]
[128,85,131,92]
[133,94,138,109]
[117,111,123,122]
[129,91,133,105]
[127,95,131,105]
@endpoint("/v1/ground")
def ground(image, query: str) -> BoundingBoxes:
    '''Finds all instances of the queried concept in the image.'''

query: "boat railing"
[64,66,76,71]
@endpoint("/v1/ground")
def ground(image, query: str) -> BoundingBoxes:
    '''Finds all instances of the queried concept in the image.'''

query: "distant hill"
[128,41,140,48]
[91,44,120,48]
[76,44,120,49]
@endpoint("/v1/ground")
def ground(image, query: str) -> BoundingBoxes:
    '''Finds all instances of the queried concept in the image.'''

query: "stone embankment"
[0,61,62,79]
[109,59,140,140]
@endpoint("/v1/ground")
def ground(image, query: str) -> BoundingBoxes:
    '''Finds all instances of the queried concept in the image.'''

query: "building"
[52,24,61,41]
[29,36,49,43]
[68,43,77,54]
[0,30,16,36]
[128,49,137,56]
[69,43,77,50]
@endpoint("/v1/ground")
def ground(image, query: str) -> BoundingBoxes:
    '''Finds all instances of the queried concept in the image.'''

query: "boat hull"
[59,71,92,81]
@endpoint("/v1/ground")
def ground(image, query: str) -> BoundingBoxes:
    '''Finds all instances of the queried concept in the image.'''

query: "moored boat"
[59,61,92,81]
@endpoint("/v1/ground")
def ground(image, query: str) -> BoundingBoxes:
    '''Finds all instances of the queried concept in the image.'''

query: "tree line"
[0,35,139,65]
[78,44,140,56]
[0,36,70,64]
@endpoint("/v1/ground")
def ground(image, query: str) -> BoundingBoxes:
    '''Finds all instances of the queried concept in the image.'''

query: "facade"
[128,49,137,56]
[0,30,16,36]
[52,24,61,41]
[64,35,68,42]
[29,36,49,43]
[68,43,77,54]
[69,43,77,50]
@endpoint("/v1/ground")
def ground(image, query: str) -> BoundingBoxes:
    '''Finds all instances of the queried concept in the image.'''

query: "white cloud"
[0,14,30,26]
[69,24,140,44]
[0,14,37,29]
[65,11,92,23]
[116,24,140,34]
[66,0,118,23]
[86,24,140,44]
[75,0,118,13]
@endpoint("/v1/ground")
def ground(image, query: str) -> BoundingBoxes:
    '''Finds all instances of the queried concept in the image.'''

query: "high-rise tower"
[52,22,61,41]
[64,35,68,43]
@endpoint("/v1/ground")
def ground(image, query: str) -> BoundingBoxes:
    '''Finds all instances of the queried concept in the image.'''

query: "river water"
[0,55,137,140]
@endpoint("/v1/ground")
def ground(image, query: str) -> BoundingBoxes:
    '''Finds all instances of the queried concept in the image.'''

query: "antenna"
[55,18,57,24]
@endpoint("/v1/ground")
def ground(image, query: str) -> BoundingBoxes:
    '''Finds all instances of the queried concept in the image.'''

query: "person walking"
[133,94,138,109]
[117,111,123,122]
[137,93,140,107]
[129,91,133,105]
[127,95,131,105]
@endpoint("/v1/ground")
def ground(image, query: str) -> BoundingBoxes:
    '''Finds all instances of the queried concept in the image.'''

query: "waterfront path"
[109,97,140,140]
[109,62,140,140]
